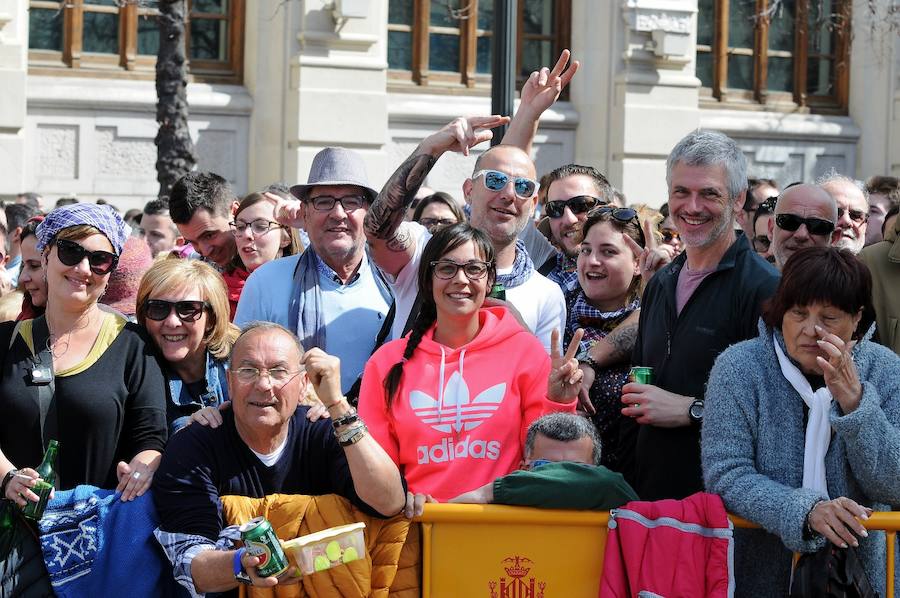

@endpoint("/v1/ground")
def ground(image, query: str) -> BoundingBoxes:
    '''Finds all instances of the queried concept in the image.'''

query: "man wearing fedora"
[234,147,393,396]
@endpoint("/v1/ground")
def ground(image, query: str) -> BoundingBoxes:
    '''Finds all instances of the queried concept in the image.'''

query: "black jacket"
[622,233,780,500]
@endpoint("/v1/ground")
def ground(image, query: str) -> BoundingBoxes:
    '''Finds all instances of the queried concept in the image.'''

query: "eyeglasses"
[144,299,210,322]
[660,228,680,243]
[419,217,457,230]
[54,239,119,275]
[527,459,552,470]
[233,365,301,386]
[593,206,638,223]
[544,196,606,219]
[837,207,868,224]
[430,259,492,280]
[472,169,539,198]
[753,235,771,252]
[230,218,283,237]
[307,195,367,212]
[775,213,835,236]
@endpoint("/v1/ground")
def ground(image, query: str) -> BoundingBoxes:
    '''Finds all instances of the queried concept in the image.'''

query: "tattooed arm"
[501,49,579,155]
[584,311,640,368]
[364,115,509,277]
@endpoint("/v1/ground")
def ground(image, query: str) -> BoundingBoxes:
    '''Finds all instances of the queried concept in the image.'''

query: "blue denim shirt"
[166,351,229,434]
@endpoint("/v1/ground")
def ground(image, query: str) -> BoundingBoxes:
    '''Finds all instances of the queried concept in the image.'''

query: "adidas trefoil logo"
[409,371,506,433]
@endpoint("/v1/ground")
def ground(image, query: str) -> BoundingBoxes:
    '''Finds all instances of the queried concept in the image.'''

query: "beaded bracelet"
[332,409,359,429]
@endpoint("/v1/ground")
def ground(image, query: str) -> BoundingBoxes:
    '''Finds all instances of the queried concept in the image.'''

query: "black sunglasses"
[144,299,210,322]
[55,239,118,275]
[837,207,868,224]
[775,213,835,236]
[545,196,606,219]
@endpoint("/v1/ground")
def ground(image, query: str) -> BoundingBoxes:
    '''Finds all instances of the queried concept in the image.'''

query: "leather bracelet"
[805,499,827,539]
[0,469,19,498]
[337,421,366,444]
[332,410,359,429]
[339,426,367,447]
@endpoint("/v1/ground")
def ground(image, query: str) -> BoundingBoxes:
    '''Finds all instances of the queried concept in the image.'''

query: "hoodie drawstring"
[454,349,466,432]
[436,346,446,423]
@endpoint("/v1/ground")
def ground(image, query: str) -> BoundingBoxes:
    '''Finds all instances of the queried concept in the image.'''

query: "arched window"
[27,0,244,83]
[695,0,850,113]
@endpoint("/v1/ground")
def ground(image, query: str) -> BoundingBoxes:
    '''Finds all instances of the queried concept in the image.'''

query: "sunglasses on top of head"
[472,169,538,199]
[144,299,210,322]
[775,213,835,236]
[54,239,119,275]
[544,195,607,219]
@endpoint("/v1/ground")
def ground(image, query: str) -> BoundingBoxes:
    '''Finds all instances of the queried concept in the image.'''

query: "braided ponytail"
[383,301,436,409]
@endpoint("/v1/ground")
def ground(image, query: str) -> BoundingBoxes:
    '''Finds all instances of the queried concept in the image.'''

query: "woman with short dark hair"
[411,192,465,232]
[702,246,900,596]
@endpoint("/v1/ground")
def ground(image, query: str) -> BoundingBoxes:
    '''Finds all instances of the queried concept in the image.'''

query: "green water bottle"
[22,440,58,521]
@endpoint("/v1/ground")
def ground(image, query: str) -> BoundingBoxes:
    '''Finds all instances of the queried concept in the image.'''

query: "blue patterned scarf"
[495,239,535,289]
[567,292,640,356]
[547,252,580,294]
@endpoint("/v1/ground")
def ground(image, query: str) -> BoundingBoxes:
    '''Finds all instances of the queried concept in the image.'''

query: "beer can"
[628,366,654,385]
[239,516,289,578]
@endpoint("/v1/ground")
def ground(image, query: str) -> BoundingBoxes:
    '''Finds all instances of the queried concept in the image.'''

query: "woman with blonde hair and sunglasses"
[136,258,240,434]
[0,203,167,508]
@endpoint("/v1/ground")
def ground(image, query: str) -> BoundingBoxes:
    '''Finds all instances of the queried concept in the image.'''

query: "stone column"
[0,0,28,195]
[281,0,388,188]
[608,0,700,206]
[849,0,900,177]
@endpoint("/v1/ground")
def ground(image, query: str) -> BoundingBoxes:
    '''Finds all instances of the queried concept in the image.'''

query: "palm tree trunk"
[155,0,197,198]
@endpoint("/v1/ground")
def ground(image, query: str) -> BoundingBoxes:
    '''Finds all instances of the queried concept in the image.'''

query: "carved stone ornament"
[623,0,695,34]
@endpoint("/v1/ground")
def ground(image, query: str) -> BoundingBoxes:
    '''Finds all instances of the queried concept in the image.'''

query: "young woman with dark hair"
[357,223,582,510]
[567,207,645,471]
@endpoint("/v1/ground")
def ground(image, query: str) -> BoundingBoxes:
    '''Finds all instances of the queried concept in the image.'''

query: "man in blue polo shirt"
[234,148,392,396]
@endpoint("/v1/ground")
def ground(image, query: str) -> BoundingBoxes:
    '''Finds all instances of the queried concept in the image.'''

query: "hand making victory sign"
[548,328,585,402]
[622,217,676,290]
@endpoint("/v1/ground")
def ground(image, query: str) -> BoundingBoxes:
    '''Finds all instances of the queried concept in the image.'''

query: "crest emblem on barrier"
[487,555,546,598]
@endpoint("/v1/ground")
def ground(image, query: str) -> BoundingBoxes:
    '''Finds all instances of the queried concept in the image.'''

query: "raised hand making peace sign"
[419,115,511,158]
[548,328,585,403]
[622,217,676,290]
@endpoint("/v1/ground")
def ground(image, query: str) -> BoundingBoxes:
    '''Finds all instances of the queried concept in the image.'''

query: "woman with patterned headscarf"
[0,203,167,512]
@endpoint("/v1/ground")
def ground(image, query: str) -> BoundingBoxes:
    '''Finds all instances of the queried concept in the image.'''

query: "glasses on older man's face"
[307,195,367,213]
[55,239,118,275]
[837,207,868,224]
[233,365,301,386]
[775,213,835,236]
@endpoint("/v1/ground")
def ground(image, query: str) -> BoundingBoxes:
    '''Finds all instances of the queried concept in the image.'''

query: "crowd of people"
[2,50,900,597]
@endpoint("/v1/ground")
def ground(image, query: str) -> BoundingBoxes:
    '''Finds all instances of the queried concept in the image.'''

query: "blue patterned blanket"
[39,485,186,597]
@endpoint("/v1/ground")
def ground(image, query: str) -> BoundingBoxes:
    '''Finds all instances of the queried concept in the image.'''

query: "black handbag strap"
[29,317,57,455]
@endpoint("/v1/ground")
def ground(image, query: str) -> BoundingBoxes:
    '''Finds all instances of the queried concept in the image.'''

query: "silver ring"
[632,403,640,408]
[132,471,141,480]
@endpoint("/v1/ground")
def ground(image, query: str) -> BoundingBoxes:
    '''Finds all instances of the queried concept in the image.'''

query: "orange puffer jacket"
[221,494,419,598]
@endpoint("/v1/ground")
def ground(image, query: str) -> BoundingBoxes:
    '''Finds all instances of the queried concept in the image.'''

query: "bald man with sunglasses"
[364,51,580,352]
[768,184,838,270]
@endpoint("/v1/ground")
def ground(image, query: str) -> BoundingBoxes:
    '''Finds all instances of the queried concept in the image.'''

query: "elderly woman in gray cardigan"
[702,247,900,597]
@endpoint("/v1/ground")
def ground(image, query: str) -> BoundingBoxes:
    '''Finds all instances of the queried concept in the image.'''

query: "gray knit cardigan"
[702,320,900,597]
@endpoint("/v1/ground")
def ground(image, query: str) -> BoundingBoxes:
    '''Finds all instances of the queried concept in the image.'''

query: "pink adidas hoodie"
[358,306,575,501]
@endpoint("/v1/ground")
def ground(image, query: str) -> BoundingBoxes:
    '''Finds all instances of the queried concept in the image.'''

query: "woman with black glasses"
[0,203,167,508]
[223,191,303,320]
[358,223,583,514]
[136,258,240,435]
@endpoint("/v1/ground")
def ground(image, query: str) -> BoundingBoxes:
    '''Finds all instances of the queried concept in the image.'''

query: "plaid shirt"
[547,253,580,295]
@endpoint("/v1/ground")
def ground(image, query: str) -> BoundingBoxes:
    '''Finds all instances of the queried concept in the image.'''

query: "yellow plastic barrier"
[416,505,900,598]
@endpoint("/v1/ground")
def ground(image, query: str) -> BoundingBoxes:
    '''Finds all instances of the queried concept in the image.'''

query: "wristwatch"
[688,399,704,423]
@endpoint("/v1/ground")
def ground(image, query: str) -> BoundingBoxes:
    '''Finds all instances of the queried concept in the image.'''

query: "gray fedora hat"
[290,147,378,202]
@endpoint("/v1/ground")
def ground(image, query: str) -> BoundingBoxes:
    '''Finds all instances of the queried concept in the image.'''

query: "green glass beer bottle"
[22,440,58,521]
